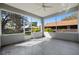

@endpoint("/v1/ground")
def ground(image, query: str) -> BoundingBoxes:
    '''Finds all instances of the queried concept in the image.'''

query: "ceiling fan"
[31,3,52,12]
[41,3,52,11]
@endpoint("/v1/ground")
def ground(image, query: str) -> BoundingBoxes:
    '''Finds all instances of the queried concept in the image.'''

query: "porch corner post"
[0,10,2,47]
[0,10,1,36]
[23,20,26,34]
[41,17,45,37]
[77,8,79,32]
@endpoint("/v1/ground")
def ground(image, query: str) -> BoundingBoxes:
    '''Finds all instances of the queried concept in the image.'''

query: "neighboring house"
[45,17,78,32]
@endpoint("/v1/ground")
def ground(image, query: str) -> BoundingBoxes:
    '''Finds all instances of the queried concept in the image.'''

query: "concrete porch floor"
[0,37,79,55]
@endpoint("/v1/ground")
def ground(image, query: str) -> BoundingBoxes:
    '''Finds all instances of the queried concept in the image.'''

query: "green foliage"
[58,26,65,29]
[3,28,23,34]
[3,29,14,34]
[45,28,55,32]
[32,22,37,26]
[32,28,40,32]
[25,32,31,35]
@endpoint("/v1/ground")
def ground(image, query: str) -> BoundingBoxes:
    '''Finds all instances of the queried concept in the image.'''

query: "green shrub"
[45,28,55,32]
[25,32,31,35]
[3,29,23,34]
[3,29,15,34]
[58,26,65,29]
[32,28,40,32]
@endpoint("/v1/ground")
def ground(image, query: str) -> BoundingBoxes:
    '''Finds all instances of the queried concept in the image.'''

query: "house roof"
[45,17,78,27]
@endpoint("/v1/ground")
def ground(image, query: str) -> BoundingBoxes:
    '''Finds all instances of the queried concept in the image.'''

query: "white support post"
[56,16,57,32]
[31,17,32,38]
[78,9,79,32]
[41,18,44,37]
[76,7,79,32]
[23,20,26,34]
[0,10,2,47]
[0,10,1,36]
[67,26,70,31]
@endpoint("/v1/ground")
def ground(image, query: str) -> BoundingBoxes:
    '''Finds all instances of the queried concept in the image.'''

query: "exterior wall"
[32,32,42,39]
[44,32,79,42]
[78,33,79,41]
[1,34,31,46]
[1,32,42,46]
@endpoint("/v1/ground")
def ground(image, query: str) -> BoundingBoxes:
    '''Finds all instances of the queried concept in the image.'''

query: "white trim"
[31,17,32,38]
[41,18,44,37]
[0,9,28,17]
[78,10,79,32]
[2,33,24,36]
[0,10,2,36]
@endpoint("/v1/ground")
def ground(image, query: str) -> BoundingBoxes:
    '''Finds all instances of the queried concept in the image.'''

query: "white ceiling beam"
[44,4,79,19]
[0,3,42,19]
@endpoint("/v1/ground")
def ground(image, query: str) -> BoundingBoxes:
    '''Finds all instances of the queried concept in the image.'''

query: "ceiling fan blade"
[42,3,52,9]
[43,7,46,11]
[41,3,46,11]
[45,6,52,8]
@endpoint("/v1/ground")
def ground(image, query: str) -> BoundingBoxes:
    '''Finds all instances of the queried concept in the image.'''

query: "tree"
[1,11,10,33]
[32,22,37,26]
[1,11,23,33]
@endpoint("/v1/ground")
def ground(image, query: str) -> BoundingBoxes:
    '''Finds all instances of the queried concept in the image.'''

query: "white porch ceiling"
[6,3,78,18]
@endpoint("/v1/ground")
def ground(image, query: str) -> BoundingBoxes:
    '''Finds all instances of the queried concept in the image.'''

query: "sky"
[44,12,74,24]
